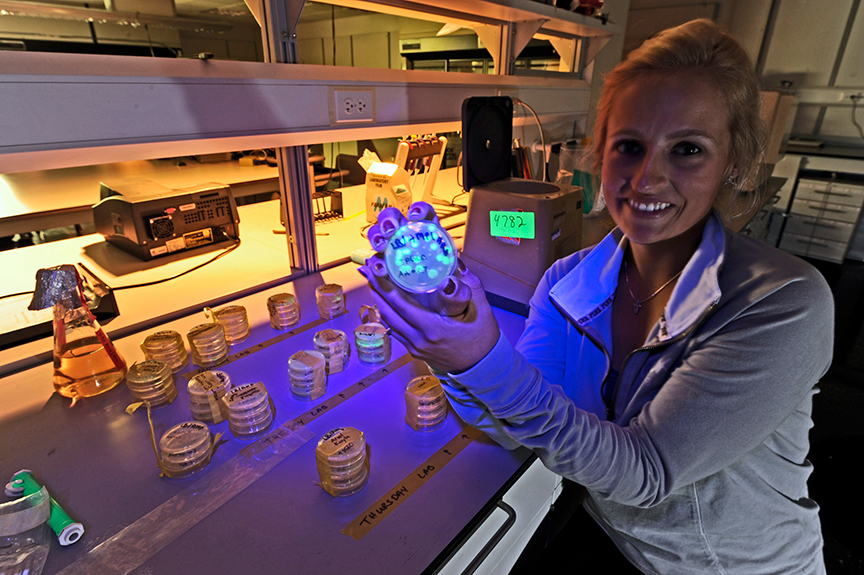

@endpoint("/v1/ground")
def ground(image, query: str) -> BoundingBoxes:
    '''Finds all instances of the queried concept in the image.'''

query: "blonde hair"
[590,19,766,216]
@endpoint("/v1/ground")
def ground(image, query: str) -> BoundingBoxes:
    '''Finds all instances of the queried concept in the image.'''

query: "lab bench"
[0,260,560,575]
[0,158,281,238]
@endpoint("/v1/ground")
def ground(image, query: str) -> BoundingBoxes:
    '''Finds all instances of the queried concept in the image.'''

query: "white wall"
[621,0,864,144]
[295,12,403,69]
[742,0,863,143]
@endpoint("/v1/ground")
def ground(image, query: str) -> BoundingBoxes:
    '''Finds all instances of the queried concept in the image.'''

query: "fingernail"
[372,261,386,276]
[357,267,369,280]
[371,234,386,251]
[457,258,466,273]
[381,219,396,235]
[408,205,423,218]
[443,278,456,295]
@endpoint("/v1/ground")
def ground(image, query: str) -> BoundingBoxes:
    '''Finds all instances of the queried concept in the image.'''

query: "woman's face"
[601,73,732,248]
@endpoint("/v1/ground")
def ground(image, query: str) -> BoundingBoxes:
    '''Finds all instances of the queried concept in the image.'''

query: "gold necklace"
[623,258,683,315]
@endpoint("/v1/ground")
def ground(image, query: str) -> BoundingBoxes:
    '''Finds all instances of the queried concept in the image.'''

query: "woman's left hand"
[358,203,500,373]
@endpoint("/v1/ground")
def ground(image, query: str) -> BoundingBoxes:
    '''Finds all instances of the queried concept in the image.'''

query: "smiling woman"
[360,18,834,574]
[601,73,731,249]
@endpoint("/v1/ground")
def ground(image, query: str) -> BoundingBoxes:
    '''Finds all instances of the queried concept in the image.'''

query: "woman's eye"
[673,142,702,156]
[613,140,641,155]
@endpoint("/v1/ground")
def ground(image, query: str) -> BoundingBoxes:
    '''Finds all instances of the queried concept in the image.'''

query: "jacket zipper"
[550,297,614,418]
[552,296,719,422]
[612,301,719,420]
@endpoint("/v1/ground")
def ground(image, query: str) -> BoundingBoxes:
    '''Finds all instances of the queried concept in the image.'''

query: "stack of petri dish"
[223,382,274,438]
[187,370,232,423]
[159,421,214,478]
[125,359,177,407]
[187,323,228,367]
[354,322,391,366]
[288,350,327,400]
[315,427,369,497]
[315,284,345,319]
[313,329,349,374]
[210,305,250,344]
[404,375,448,431]
[267,293,300,329]
[140,330,188,372]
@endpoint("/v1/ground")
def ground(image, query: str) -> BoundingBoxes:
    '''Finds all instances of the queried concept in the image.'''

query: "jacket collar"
[549,211,726,341]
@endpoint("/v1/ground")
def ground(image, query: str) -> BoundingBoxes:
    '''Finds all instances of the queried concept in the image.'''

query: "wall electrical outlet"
[333,89,375,123]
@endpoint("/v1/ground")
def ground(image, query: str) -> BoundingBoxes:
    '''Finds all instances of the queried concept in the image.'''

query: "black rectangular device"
[93,179,240,261]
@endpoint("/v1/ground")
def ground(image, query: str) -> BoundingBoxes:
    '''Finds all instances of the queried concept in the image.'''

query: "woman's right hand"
[358,202,500,373]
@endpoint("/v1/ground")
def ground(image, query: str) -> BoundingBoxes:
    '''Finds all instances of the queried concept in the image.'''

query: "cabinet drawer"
[783,215,856,243]
[779,232,847,263]
[790,198,861,223]
[795,180,864,207]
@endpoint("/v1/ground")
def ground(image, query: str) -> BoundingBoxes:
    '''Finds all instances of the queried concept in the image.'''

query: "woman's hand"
[358,202,500,373]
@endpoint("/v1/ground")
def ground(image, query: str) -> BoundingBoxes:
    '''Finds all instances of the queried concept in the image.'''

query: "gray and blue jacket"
[439,212,833,574]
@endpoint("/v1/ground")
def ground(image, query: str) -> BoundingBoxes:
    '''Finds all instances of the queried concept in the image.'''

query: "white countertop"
[0,167,472,420]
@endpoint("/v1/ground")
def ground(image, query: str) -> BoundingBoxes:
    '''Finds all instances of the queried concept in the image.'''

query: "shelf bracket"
[548,36,580,74]
[475,19,545,75]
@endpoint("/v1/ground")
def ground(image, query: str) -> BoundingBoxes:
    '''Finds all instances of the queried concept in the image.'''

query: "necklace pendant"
[633,301,642,315]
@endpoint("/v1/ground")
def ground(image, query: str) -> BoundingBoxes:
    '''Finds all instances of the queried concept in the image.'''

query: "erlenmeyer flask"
[29,264,126,403]
[52,293,126,401]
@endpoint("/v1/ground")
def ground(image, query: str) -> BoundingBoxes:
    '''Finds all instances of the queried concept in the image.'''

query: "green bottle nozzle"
[6,469,84,546]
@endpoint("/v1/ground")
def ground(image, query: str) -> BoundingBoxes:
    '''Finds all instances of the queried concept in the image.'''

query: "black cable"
[433,205,467,219]
[0,290,34,301]
[110,240,242,291]
[0,242,240,302]
[450,190,470,206]
[331,5,337,65]
[144,24,156,58]
[851,95,864,141]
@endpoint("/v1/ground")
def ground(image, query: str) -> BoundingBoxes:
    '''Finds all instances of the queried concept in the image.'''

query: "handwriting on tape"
[341,426,484,540]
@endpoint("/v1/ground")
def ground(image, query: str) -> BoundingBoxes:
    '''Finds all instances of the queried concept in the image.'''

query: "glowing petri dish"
[383,220,457,293]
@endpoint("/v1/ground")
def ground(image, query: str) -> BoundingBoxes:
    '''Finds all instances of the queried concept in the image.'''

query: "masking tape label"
[240,354,413,458]
[59,355,411,575]
[341,425,484,540]
[182,312,347,381]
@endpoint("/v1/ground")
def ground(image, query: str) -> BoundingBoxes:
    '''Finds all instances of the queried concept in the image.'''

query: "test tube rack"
[395,136,448,205]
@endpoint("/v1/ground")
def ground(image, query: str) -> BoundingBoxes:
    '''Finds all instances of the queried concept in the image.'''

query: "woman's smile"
[625,198,672,214]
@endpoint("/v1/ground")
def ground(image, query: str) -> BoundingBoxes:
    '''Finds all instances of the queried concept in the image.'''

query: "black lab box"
[93,179,240,261]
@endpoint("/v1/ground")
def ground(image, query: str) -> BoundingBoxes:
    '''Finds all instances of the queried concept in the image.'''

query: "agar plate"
[383,220,457,293]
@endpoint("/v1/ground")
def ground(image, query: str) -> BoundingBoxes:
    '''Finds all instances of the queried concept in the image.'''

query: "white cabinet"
[776,154,864,263]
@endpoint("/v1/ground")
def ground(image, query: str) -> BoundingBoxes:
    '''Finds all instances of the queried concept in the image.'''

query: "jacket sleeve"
[437,256,578,451]
[441,270,833,508]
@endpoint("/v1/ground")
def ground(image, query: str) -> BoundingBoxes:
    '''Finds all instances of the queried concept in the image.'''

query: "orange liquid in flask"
[53,337,126,399]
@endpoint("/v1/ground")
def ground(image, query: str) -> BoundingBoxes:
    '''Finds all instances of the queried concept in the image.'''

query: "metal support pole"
[255,0,319,272]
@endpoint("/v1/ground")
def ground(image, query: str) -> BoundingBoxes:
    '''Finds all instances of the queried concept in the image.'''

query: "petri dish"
[159,421,213,478]
[383,220,457,293]
[404,375,448,431]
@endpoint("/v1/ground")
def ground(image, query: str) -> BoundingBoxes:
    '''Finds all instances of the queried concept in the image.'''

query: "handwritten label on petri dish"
[489,210,535,239]
[384,220,457,293]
